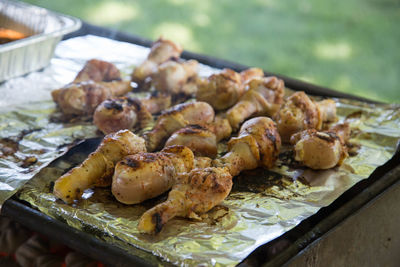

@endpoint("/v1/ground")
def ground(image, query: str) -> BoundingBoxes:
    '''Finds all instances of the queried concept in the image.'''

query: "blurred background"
[23,0,400,103]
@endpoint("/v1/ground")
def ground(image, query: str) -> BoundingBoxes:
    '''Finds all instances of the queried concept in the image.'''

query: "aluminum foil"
[1,35,399,266]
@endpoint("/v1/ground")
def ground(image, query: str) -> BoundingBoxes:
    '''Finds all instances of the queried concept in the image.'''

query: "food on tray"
[165,125,218,158]
[73,59,122,83]
[49,37,357,235]
[291,123,350,169]
[112,145,194,204]
[51,80,132,116]
[131,38,183,83]
[227,76,285,130]
[138,166,233,234]
[196,68,244,110]
[240,67,264,84]
[0,28,26,44]
[276,91,337,143]
[53,130,146,203]
[214,117,281,176]
[93,97,153,134]
[144,101,215,151]
[152,59,199,96]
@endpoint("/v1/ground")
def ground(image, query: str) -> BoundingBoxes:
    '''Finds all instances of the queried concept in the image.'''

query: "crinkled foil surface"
[1,35,399,266]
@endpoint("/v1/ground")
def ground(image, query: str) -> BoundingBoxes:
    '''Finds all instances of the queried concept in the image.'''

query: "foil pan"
[0,0,81,82]
[0,35,399,266]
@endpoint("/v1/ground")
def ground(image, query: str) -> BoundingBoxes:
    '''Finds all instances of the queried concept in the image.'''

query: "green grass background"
[23,0,400,103]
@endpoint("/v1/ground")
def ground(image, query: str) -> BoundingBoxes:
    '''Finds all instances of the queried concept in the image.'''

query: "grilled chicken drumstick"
[53,130,146,203]
[51,80,132,116]
[73,59,122,83]
[138,166,233,234]
[93,97,153,134]
[227,76,285,130]
[290,123,350,169]
[132,38,183,83]
[145,101,215,151]
[214,117,281,176]
[152,60,199,96]
[112,145,194,204]
[196,68,243,110]
[165,116,232,158]
[276,91,337,143]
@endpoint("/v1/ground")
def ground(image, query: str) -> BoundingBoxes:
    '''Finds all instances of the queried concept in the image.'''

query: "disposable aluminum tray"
[0,0,81,82]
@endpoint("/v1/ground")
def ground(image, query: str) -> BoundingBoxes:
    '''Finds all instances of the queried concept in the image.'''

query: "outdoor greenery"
[24,0,400,103]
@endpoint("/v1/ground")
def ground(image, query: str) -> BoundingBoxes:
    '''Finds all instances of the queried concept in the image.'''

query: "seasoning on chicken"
[276,91,337,143]
[165,125,217,158]
[227,76,285,130]
[53,130,146,204]
[51,80,132,116]
[132,38,183,83]
[196,68,244,110]
[139,92,172,115]
[290,123,350,169]
[214,117,281,176]
[73,59,122,83]
[138,167,232,234]
[145,101,215,151]
[204,115,233,141]
[152,60,199,96]
[112,145,194,205]
[93,97,153,134]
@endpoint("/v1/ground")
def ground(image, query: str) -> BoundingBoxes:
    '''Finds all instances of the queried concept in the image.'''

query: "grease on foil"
[0,35,399,266]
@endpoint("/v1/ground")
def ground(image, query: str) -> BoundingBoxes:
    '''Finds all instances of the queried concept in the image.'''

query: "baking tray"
[0,0,81,82]
[2,21,400,266]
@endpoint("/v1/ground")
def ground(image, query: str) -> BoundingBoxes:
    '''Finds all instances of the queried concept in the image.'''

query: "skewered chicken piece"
[93,97,153,134]
[196,69,244,110]
[132,38,183,83]
[145,101,215,151]
[51,80,132,116]
[240,67,264,84]
[112,145,194,204]
[73,59,122,83]
[227,76,285,130]
[140,92,172,114]
[53,130,146,203]
[152,60,199,95]
[164,116,232,158]
[214,117,281,176]
[138,166,233,234]
[165,125,217,158]
[290,123,350,169]
[276,91,337,143]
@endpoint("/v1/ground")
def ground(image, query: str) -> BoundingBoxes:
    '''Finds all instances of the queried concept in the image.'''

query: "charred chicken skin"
[93,97,153,134]
[290,123,350,169]
[152,60,199,96]
[112,145,194,205]
[53,130,146,203]
[227,76,285,130]
[214,117,281,176]
[138,166,233,234]
[276,91,337,143]
[145,101,215,151]
[132,38,183,83]
[51,80,132,116]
